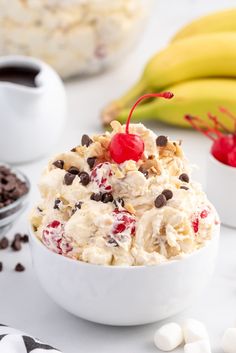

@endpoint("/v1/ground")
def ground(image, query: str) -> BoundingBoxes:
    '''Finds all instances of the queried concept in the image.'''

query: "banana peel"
[109,79,236,132]
[171,8,236,42]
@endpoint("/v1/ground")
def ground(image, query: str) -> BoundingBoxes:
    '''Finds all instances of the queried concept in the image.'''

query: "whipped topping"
[31,122,219,266]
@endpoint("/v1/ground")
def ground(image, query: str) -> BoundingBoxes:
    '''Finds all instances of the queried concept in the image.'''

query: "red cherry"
[192,218,199,233]
[112,210,136,237]
[228,146,236,167]
[200,209,208,219]
[109,92,174,164]
[211,135,235,164]
[42,220,73,255]
[109,133,144,164]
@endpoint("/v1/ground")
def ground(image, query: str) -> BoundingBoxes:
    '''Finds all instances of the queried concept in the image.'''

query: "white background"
[1,1,236,352]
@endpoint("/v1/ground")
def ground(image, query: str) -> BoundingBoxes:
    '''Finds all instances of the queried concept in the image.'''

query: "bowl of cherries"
[186,108,236,228]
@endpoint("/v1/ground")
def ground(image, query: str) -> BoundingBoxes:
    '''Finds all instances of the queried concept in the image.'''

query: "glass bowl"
[0,165,30,237]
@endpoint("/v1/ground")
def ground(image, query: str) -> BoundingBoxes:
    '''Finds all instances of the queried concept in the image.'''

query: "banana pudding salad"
[31,120,219,266]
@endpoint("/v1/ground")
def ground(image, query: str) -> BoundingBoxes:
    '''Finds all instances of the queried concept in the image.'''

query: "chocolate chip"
[72,201,83,215]
[64,173,76,186]
[0,262,2,272]
[53,198,61,210]
[37,207,42,212]
[0,165,29,209]
[162,189,173,201]
[138,166,149,179]
[179,173,189,183]
[11,239,21,251]
[14,233,22,241]
[67,166,80,175]
[180,186,189,190]
[71,147,76,152]
[90,192,103,202]
[114,198,125,208]
[0,237,9,249]
[107,237,119,247]
[81,134,93,147]
[154,194,167,208]
[15,263,25,272]
[53,160,64,169]
[156,135,168,147]
[21,234,29,243]
[79,172,90,186]
[102,193,113,203]
[87,157,96,169]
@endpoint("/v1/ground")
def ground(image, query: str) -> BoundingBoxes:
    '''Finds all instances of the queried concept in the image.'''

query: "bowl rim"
[29,223,220,271]
[209,151,236,171]
[0,163,31,216]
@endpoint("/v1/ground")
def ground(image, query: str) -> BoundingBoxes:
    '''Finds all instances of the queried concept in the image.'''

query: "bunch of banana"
[102,8,236,130]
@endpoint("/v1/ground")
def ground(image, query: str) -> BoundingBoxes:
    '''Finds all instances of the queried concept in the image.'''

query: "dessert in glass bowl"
[30,93,219,267]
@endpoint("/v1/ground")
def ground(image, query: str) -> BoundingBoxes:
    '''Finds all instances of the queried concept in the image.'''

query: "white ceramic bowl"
[29,226,219,326]
[206,153,236,228]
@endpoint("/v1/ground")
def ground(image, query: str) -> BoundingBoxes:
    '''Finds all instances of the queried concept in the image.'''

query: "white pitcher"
[0,55,67,164]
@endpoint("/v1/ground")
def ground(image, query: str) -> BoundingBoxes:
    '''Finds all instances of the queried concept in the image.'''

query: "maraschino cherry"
[109,92,174,164]
[185,109,236,167]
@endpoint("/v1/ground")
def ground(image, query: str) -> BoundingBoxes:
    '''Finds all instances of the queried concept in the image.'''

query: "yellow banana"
[115,79,236,131]
[102,32,236,125]
[171,8,236,43]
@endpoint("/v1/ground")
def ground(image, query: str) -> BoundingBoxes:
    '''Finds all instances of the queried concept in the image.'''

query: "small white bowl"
[206,153,236,228]
[29,225,219,326]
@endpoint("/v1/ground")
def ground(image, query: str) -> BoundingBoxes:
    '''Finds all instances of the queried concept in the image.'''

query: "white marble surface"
[1,1,236,352]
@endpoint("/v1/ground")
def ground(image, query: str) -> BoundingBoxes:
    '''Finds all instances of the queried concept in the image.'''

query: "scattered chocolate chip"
[53,198,61,210]
[15,263,25,272]
[154,194,167,208]
[21,234,29,243]
[102,193,113,203]
[37,207,42,212]
[0,262,2,271]
[14,233,21,241]
[156,135,168,147]
[179,173,189,183]
[67,166,80,175]
[87,157,96,169]
[0,237,9,250]
[79,172,90,186]
[81,134,93,147]
[70,147,76,152]
[138,166,149,179]
[11,239,22,251]
[53,160,64,169]
[64,172,76,186]
[90,192,103,202]
[162,189,173,201]
[114,198,125,208]
[180,186,189,190]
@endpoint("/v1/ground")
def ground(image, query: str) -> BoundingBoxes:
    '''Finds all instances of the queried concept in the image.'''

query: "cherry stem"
[125,92,174,134]
[184,114,221,141]
[219,107,236,133]
[208,112,231,134]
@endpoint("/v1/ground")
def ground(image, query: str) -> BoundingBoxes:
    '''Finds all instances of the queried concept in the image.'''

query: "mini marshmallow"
[222,328,236,353]
[184,340,211,353]
[183,318,209,343]
[154,322,183,351]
